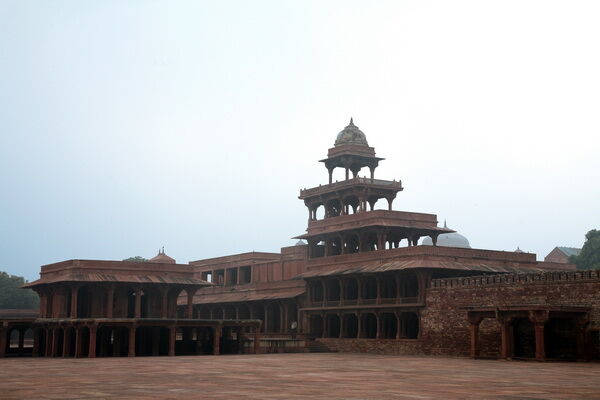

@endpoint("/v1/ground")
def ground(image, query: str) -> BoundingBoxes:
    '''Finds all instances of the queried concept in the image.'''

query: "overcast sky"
[1,1,599,281]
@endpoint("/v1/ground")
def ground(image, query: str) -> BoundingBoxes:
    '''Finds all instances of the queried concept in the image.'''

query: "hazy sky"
[1,1,599,281]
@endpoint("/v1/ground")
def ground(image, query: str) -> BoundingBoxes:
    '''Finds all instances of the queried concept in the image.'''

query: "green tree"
[569,229,600,270]
[0,271,39,309]
[122,256,148,262]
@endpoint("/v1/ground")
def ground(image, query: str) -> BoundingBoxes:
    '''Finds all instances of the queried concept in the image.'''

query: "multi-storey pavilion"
[0,256,260,358]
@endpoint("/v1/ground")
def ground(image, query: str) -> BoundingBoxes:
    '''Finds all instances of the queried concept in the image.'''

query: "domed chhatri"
[422,221,471,249]
[334,118,369,147]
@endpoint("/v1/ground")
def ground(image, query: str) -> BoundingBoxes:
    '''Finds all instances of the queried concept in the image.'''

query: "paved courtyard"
[1,353,599,399]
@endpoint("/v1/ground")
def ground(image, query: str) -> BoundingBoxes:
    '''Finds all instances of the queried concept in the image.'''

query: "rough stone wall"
[422,270,600,357]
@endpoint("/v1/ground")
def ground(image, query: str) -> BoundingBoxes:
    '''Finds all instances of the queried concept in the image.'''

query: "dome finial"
[444,219,447,229]
[349,117,354,126]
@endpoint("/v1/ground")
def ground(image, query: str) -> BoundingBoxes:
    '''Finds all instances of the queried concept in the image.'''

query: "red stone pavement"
[0,353,599,399]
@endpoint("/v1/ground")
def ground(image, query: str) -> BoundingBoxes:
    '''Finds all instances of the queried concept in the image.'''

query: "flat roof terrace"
[1,353,598,399]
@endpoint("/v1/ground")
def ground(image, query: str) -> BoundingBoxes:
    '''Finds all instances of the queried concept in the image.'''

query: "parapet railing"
[300,177,402,197]
[431,269,600,289]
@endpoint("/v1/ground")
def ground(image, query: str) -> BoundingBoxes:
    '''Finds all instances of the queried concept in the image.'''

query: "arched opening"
[266,303,281,333]
[380,274,397,299]
[212,307,224,320]
[398,272,419,299]
[344,233,360,254]
[77,286,107,318]
[513,318,535,358]
[310,315,324,337]
[112,287,136,318]
[135,326,170,356]
[310,281,324,304]
[370,197,388,211]
[326,314,341,338]
[9,329,19,350]
[238,304,250,320]
[362,232,378,252]
[361,313,377,338]
[343,195,360,215]
[399,312,419,339]
[251,304,265,333]
[197,305,211,319]
[330,236,342,256]
[325,279,341,302]
[54,328,64,357]
[380,313,397,339]
[140,287,162,318]
[223,305,236,320]
[546,318,577,360]
[362,276,378,300]
[343,314,358,338]
[325,199,342,218]
[315,205,325,220]
[343,278,359,302]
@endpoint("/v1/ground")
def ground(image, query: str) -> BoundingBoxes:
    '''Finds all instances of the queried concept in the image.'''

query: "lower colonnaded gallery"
[1,120,599,361]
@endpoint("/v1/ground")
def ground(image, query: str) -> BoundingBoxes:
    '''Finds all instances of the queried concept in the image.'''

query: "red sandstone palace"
[1,120,598,361]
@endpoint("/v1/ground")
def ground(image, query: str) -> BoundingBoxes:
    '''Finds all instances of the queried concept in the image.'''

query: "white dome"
[421,227,471,249]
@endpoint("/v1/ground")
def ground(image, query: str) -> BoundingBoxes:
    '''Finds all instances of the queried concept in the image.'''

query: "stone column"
[357,312,362,339]
[134,288,142,318]
[338,278,345,306]
[321,312,327,338]
[75,327,83,358]
[128,326,136,357]
[106,285,115,318]
[62,327,71,357]
[498,316,513,359]
[161,288,169,319]
[357,277,363,304]
[375,313,381,339]
[168,326,176,356]
[253,326,261,354]
[280,303,287,333]
[186,289,196,319]
[529,310,549,361]
[263,304,269,333]
[88,326,97,358]
[18,327,25,356]
[468,315,483,358]
[338,312,344,339]
[70,286,79,318]
[321,280,326,307]
[45,328,53,357]
[213,325,221,355]
[395,311,401,339]
[375,276,381,305]
[0,326,6,358]
[51,327,60,358]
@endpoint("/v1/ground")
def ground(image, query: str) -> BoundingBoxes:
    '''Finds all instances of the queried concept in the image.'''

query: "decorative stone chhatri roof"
[334,118,369,147]
[149,247,176,264]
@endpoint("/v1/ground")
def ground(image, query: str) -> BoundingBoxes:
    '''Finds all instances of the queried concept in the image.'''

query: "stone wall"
[422,269,600,357]
[314,270,600,358]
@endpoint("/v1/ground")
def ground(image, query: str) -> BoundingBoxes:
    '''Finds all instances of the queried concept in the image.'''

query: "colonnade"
[28,321,260,358]
[194,300,300,334]
[307,310,420,340]
[306,272,427,307]
[307,228,438,258]
[36,284,198,320]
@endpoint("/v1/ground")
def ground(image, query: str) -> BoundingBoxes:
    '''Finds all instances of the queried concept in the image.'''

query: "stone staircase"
[307,339,336,353]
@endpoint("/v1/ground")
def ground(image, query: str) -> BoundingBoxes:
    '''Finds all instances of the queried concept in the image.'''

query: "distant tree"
[569,229,600,270]
[0,271,39,309]
[122,256,149,262]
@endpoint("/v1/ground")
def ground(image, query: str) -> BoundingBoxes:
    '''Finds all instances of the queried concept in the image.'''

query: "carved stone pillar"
[168,326,176,356]
[498,315,513,359]
[186,288,197,319]
[529,310,549,361]
[88,325,97,358]
[134,288,142,318]
[70,286,79,318]
[106,285,115,318]
[213,325,221,355]
[128,326,136,357]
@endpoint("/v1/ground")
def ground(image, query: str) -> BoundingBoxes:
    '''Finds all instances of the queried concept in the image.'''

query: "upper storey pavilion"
[296,119,453,258]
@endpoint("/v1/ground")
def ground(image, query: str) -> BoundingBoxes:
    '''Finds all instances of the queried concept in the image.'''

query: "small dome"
[422,223,471,248]
[514,246,524,253]
[334,118,369,147]
[295,240,306,246]
[149,247,176,264]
